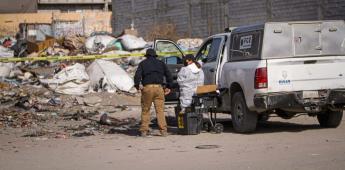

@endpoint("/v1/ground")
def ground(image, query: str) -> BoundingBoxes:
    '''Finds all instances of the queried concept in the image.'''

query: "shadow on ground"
[106,116,178,136]
[106,116,324,136]
[220,119,322,134]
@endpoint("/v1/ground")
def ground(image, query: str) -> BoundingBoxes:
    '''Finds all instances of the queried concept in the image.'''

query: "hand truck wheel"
[203,122,211,132]
[214,123,224,134]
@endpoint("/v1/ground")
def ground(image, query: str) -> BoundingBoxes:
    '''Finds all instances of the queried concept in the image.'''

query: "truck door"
[196,37,225,85]
[154,39,185,103]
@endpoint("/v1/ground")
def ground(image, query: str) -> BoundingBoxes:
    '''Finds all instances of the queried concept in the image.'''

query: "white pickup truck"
[155,20,345,133]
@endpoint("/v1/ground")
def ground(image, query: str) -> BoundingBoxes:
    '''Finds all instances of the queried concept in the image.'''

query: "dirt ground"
[1,109,345,170]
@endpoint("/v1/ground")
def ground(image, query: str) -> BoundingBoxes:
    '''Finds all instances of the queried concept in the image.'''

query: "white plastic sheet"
[0,63,14,78]
[40,63,90,95]
[87,59,134,92]
[0,46,15,77]
[119,34,147,50]
[0,46,14,58]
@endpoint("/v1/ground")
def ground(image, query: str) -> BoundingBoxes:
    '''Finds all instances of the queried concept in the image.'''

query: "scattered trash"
[48,97,62,106]
[55,132,68,139]
[177,38,203,51]
[27,37,55,54]
[72,130,95,137]
[0,37,16,48]
[62,36,85,55]
[0,29,201,141]
[0,45,14,57]
[85,35,116,54]
[195,145,221,149]
[75,96,102,106]
[22,130,48,137]
[40,63,90,95]
[100,113,112,125]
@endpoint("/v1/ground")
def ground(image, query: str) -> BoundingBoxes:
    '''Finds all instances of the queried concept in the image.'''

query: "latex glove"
[164,88,171,95]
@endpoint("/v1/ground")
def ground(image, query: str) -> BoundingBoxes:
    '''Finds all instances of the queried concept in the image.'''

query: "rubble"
[27,37,55,54]
[62,36,85,55]
[85,35,116,54]
[75,96,102,106]
[40,63,90,95]
[0,28,198,140]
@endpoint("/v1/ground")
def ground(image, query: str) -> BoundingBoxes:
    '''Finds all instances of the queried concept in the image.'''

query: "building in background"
[37,0,112,12]
[0,0,38,13]
[0,0,113,37]
[112,0,345,38]
[0,0,112,14]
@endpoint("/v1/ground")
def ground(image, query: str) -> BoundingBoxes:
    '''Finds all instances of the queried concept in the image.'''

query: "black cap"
[183,54,195,61]
[145,48,157,57]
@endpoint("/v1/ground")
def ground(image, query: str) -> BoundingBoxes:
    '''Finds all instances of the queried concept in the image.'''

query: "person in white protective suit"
[177,54,204,111]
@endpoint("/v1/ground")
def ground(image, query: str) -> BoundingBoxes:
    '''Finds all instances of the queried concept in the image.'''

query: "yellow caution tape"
[0,51,196,63]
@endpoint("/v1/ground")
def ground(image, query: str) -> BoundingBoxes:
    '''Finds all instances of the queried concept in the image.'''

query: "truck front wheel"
[231,92,257,133]
[317,110,343,128]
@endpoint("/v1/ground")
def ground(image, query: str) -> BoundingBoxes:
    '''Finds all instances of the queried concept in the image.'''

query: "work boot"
[140,131,151,138]
[160,131,168,137]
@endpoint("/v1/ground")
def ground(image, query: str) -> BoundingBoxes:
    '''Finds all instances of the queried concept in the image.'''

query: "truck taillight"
[255,67,267,89]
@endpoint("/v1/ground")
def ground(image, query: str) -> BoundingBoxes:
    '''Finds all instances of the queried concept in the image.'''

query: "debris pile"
[0,28,202,139]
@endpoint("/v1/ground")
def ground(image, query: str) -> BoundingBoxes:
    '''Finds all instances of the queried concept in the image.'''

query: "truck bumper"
[254,90,345,112]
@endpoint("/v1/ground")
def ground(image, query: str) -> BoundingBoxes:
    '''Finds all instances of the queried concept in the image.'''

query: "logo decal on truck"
[279,80,291,85]
[279,71,291,85]
[240,35,253,49]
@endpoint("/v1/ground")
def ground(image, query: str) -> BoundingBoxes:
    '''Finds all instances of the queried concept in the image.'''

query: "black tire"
[231,92,258,133]
[317,111,343,128]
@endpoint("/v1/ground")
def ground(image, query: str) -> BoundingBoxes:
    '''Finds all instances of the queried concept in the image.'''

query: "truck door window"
[155,40,184,64]
[230,31,262,61]
[196,40,212,63]
[196,38,223,63]
[207,38,223,62]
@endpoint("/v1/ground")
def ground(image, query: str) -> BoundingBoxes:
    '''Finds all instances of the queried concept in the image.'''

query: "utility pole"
[266,0,272,21]
[104,0,109,12]
[318,0,325,20]
[188,0,192,37]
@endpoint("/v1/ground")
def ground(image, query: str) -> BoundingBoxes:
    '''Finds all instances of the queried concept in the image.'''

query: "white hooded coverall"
[177,63,204,109]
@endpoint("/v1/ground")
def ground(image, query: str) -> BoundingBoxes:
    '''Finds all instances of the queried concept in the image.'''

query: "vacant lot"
[1,111,345,170]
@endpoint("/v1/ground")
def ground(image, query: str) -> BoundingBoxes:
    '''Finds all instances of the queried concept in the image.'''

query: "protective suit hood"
[187,63,200,74]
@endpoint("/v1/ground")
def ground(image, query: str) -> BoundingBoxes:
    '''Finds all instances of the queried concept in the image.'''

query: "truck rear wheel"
[231,92,257,133]
[317,111,343,128]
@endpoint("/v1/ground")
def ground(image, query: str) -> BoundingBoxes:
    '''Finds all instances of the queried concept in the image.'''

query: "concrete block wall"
[112,0,345,38]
